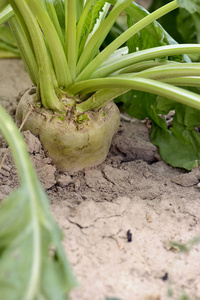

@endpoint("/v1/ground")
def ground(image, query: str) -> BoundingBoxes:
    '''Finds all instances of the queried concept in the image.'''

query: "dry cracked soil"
[1,56,200,300]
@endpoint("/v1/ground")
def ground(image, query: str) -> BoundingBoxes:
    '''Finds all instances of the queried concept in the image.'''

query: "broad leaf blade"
[0,104,76,299]
[117,90,200,170]
[79,0,107,56]
[151,97,200,170]
[116,90,168,131]
[127,26,162,52]
[177,0,200,14]
[0,184,76,300]
[151,121,200,170]
[177,8,200,44]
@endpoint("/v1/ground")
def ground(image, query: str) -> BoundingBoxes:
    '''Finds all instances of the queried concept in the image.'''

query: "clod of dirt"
[57,174,74,187]
[37,164,57,189]
[23,130,57,189]
[102,165,129,186]
[22,130,42,154]
[84,168,109,189]
[171,173,199,187]
[110,121,159,163]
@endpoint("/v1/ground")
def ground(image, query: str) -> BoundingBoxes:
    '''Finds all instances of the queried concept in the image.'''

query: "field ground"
[1,58,200,300]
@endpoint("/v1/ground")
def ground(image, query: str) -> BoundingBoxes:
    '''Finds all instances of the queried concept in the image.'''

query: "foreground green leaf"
[0,104,76,299]
[0,188,76,300]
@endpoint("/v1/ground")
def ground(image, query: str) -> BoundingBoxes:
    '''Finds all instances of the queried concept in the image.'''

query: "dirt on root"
[1,59,200,300]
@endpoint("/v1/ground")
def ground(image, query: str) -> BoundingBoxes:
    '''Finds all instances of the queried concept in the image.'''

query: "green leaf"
[126,7,163,54]
[127,26,163,53]
[177,8,200,44]
[101,20,126,49]
[76,0,133,77]
[0,3,14,25]
[45,0,65,47]
[0,104,76,299]
[76,0,84,21]
[0,24,17,46]
[126,14,134,52]
[9,17,39,85]
[149,0,200,49]
[0,0,9,12]
[53,0,65,31]
[117,90,169,133]
[25,0,71,87]
[79,0,106,56]
[151,122,200,170]
[149,0,184,44]
[0,187,76,300]
[0,25,20,58]
[151,98,200,170]
[109,0,191,62]
[177,0,200,14]
[117,87,200,170]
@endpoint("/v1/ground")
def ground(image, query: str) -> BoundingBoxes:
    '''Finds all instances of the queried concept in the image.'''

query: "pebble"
[57,174,73,187]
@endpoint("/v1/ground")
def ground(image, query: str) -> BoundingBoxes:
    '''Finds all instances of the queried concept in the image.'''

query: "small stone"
[143,171,152,178]
[74,179,81,191]
[146,213,152,223]
[144,295,160,300]
[57,174,73,187]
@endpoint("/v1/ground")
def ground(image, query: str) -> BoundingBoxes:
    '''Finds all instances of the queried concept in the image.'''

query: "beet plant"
[1,0,200,298]
[1,0,200,171]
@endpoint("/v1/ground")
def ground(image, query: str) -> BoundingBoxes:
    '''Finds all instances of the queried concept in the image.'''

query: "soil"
[1,59,200,300]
